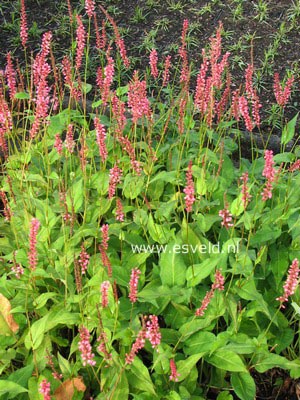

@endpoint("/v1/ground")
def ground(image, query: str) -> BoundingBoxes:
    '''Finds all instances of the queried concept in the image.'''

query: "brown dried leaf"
[54,377,86,400]
[0,293,19,334]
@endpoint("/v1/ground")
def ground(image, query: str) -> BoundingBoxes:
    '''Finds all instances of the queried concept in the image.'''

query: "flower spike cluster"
[277,259,300,308]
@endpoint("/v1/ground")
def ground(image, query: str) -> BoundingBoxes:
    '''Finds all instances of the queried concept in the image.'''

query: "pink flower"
[116,198,124,222]
[28,218,40,270]
[78,326,96,366]
[183,161,195,212]
[240,172,251,208]
[149,49,158,79]
[101,224,109,250]
[262,150,275,181]
[54,133,63,155]
[30,32,52,138]
[108,164,122,199]
[273,72,294,107]
[85,0,95,18]
[20,0,28,47]
[99,246,112,277]
[125,328,146,364]
[95,117,107,161]
[65,124,75,153]
[39,379,51,400]
[112,94,127,135]
[97,332,112,361]
[129,268,141,303]
[289,159,300,172]
[277,259,300,308]
[195,289,214,317]
[261,150,275,201]
[101,281,110,308]
[219,207,233,229]
[101,54,115,105]
[11,252,24,279]
[177,95,187,134]
[238,96,253,132]
[162,55,172,87]
[211,269,225,291]
[169,359,180,382]
[75,15,86,71]
[146,315,161,348]
[196,270,225,316]
[5,53,17,101]
[78,244,89,275]
[128,70,151,123]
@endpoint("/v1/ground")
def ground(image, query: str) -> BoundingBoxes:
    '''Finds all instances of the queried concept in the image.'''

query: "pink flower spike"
[39,379,51,400]
[127,70,151,123]
[54,133,63,155]
[116,198,125,222]
[277,258,300,308]
[20,0,28,47]
[101,224,109,250]
[125,328,146,365]
[195,289,214,317]
[146,315,161,348]
[85,0,95,18]
[211,269,225,291]
[78,244,90,275]
[162,55,171,87]
[101,280,110,308]
[95,117,108,161]
[78,326,96,366]
[169,359,180,382]
[108,164,122,199]
[240,172,251,208]
[149,49,158,79]
[5,53,17,101]
[219,207,233,229]
[129,268,141,303]
[183,161,195,212]
[75,15,86,72]
[273,72,294,107]
[28,218,40,270]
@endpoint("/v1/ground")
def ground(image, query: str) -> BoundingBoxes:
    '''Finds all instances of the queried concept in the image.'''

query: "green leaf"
[176,354,204,381]
[0,381,28,398]
[127,357,157,396]
[184,331,216,355]
[147,214,174,244]
[186,257,219,287]
[101,365,129,400]
[253,352,294,373]
[57,352,72,377]
[7,364,34,389]
[81,82,92,94]
[159,243,187,287]
[250,227,281,246]
[231,372,256,400]
[281,112,298,145]
[116,85,128,96]
[205,349,247,372]
[123,174,144,199]
[217,392,233,400]
[33,292,57,310]
[14,92,30,100]
[25,310,80,350]
[71,179,84,213]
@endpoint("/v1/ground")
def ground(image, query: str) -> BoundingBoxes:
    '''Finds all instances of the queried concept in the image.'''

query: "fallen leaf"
[54,377,86,400]
[0,293,19,334]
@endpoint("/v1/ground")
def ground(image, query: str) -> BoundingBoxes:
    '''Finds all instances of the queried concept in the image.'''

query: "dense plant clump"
[1,1,300,399]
